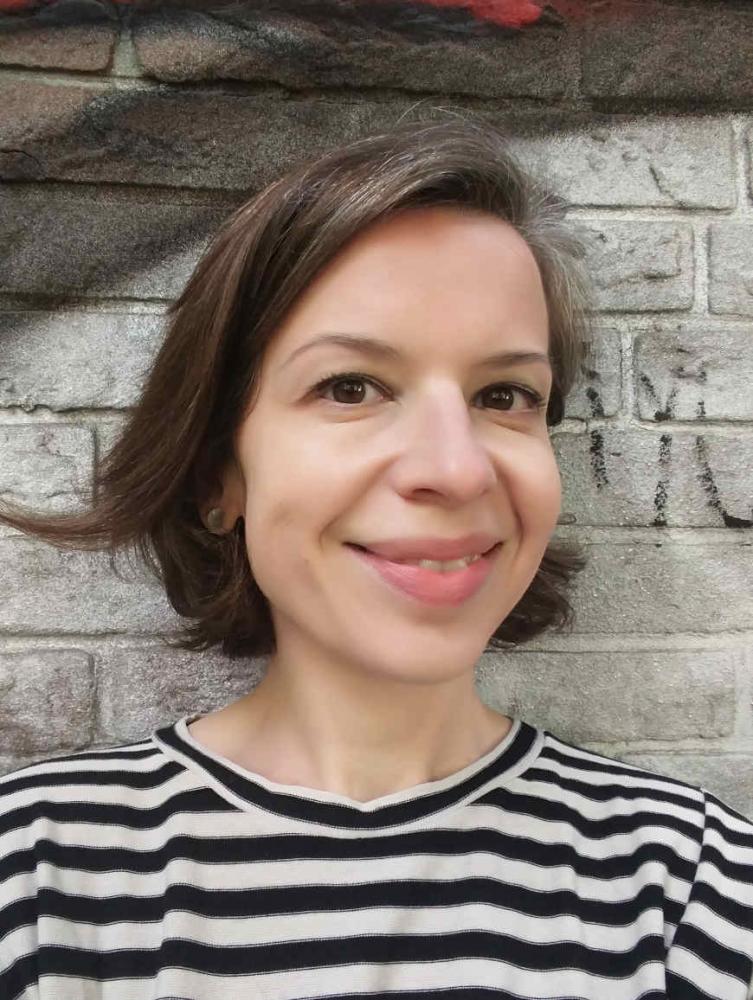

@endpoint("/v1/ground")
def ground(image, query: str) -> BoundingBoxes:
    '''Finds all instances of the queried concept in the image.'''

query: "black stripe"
[0,951,38,1000]
[0,774,218,837]
[28,878,667,928]
[37,929,665,979]
[541,742,705,798]
[476,785,703,845]
[669,920,753,983]
[524,764,708,814]
[0,757,183,802]
[8,825,697,883]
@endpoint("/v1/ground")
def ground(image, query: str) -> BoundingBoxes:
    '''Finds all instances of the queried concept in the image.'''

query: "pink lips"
[348,542,501,607]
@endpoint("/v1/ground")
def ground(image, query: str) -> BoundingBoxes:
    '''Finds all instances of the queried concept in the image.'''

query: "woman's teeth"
[395,553,483,572]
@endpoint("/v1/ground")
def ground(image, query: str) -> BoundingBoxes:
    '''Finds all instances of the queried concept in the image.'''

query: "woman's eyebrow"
[281,333,552,371]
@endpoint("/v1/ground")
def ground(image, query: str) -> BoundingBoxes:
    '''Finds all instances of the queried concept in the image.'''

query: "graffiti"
[3,0,544,23]
[0,0,707,26]
[638,372,679,423]
[0,0,549,26]
[588,429,609,490]
[652,432,671,527]
[585,385,605,419]
[694,436,753,529]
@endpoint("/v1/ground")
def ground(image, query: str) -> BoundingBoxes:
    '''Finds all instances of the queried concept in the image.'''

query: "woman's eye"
[317,374,382,406]
[313,373,545,412]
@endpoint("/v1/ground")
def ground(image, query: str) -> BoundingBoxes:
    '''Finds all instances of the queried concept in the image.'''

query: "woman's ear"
[198,455,245,533]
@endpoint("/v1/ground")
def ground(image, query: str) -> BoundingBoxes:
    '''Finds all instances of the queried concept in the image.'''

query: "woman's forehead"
[266,210,547,355]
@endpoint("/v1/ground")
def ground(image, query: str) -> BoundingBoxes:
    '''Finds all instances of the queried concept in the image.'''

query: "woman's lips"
[347,542,501,607]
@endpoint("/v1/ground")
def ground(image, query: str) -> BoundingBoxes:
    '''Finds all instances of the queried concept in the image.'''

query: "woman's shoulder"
[0,733,169,836]
[530,724,753,845]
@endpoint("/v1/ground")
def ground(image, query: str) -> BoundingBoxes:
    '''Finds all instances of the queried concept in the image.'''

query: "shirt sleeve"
[0,778,41,1000]
[665,788,753,999]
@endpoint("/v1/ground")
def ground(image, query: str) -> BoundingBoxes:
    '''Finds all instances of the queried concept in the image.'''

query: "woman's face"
[218,205,560,684]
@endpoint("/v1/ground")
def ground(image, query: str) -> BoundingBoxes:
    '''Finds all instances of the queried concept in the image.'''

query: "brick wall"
[1,1,752,814]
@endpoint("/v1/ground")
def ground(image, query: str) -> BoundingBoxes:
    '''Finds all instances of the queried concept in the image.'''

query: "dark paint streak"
[585,385,605,419]
[0,0,735,24]
[694,436,753,529]
[653,386,677,423]
[638,372,659,407]
[589,429,608,489]
[637,372,677,423]
[652,432,671,527]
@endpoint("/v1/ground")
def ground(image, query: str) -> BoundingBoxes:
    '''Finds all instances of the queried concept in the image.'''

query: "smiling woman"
[1,114,753,1000]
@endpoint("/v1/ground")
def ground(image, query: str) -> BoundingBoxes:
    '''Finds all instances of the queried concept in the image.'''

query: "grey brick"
[618,752,753,822]
[0,187,226,300]
[578,221,694,312]
[709,223,753,317]
[97,645,265,742]
[2,80,732,209]
[476,648,736,743]
[564,326,621,420]
[0,752,46,778]
[0,649,94,755]
[0,81,410,189]
[0,312,164,410]
[634,326,753,422]
[582,3,753,106]
[513,118,735,209]
[0,1,116,72]
[745,124,753,207]
[0,529,179,634]
[132,6,571,99]
[567,536,753,634]
[555,428,753,528]
[0,424,94,513]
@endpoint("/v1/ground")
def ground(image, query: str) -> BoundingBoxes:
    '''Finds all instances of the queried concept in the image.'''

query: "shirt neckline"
[153,712,543,831]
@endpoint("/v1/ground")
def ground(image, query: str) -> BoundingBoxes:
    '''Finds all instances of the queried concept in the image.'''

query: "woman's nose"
[390,389,498,501]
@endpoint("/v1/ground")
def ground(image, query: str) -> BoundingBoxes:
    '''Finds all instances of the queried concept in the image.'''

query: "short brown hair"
[0,112,594,657]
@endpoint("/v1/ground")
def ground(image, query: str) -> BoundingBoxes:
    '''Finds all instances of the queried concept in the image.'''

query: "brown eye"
[314,373,385,406]
[480,384,543,411]
[329,377,371,405]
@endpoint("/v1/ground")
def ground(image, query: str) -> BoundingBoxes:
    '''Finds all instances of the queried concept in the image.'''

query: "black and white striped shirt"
[2,713,753,999]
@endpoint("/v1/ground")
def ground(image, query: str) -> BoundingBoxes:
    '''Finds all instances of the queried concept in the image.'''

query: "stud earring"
[206,507,225,534]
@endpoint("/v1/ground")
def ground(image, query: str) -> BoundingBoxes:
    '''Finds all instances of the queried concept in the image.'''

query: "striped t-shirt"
[2,713,753,1000]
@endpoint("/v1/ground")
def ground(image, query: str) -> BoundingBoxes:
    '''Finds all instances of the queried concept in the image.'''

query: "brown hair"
[0,112,594,657]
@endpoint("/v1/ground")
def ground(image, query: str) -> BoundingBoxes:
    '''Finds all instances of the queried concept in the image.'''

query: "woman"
[1,115,752,1000]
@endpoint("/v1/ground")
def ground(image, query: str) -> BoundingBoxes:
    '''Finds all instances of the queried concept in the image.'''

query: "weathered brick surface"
[618,752,753,821]
[564,326,621,420]
[555,428,753,528]
[96,645,265,742]
[0,3,116,71]
[0,528,179,633]
[578,221,694,312]
[0,81,406,189]
[708,223,753,317]
[0,187,226,299]
[1,82,735,212]
[514,117,735,209]
[0,312,164,410]
[476,648,737,743]
[132,5,572,99]
[0,649,95,755]
[566,535,753,634]
[634,325,753,422]
[582,3,753,106]
[0,424,94,512]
